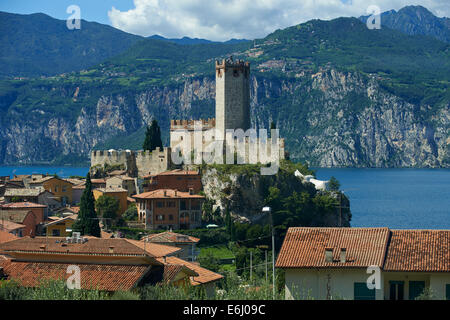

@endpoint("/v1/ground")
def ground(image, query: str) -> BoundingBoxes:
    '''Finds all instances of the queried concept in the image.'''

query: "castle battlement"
[215,57,250,71]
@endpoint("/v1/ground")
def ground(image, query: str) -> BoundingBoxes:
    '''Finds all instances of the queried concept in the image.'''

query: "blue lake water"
[0,166,90,179]
[1,166,449,229]
[314,168,450,229]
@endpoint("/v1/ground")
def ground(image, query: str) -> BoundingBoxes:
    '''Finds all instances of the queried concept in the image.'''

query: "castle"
[91,57,285,177]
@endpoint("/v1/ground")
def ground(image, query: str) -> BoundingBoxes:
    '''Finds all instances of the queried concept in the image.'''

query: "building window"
[62,186,67,192]
[157,201,164,208]
[157,215,164,221]
[353,282,376,300]
[180,200,187,210]
[55,186,58,192]
[52,229,60,236]
[389,281,404,300]
[167,201,175,207]
[409,281,425,300]
[169,214,174,221]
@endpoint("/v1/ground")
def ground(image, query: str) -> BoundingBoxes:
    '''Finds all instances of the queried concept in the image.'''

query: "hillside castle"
[91,58,285,177]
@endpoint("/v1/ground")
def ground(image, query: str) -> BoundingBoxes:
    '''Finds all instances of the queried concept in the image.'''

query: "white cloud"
[108,0,450,41]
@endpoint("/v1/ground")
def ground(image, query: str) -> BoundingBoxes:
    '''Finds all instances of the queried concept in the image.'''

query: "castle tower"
[215,57,251,139]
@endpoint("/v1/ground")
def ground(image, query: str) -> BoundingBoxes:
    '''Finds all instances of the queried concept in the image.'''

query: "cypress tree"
[72,173,101,237]
[143,119,163,151]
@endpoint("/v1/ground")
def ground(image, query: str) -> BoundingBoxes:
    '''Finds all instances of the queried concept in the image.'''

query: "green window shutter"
[446,284,450,300]
[354,282,376,300]
[409,281,425,300]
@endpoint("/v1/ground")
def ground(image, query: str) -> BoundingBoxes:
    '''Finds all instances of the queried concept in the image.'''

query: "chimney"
[163,256,166,263]
[163,190,167,197]
[325,247,333,263]
[40,244,46,251]
[189,188,194,195]
[340,248,347,263]
[109,246,114,254]
[174,190,178,197]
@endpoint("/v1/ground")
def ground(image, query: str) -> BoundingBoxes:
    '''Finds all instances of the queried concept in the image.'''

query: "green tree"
[95,195,119,229]
[123,203,138,221]
[328,176,340,191]
[72,173,101,237]
[142,119,163,151]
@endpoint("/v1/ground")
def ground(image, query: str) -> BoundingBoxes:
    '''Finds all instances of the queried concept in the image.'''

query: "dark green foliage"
[0,12,142,78]
[328,176,340,191]
[72,173,101,237]
[142,119,163,151]
[95,195,119,229]
[197,252,221,273]
[122,203,138,221]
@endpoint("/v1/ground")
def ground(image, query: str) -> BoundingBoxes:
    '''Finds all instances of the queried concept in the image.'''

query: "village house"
[91,178,106,189]
[1,202,47,224]
[141,231,200,261]
[106,175,137,197]
[4,188,61,212]
[0,236,222,294]
[0,209,39,237]
[28,176,74,206]
[64,178,86,204]
[93,188,128,216]
[133,189,204,230]
[276,227,450,300]
[0,220,26,237]
[143,169,202,193]
[44,214,78,237]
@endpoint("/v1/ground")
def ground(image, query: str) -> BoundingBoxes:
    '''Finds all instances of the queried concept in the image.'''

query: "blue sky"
[0,0,134,24]
[1,0,448,41]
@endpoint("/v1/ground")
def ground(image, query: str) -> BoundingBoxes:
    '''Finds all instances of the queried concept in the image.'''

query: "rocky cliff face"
[200,164,351,227]
[0,69,448,167]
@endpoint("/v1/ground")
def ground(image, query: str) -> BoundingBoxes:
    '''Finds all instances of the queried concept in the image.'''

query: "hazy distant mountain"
[0,11,143,78]
[360,5,450,43]
[148,34,248,45]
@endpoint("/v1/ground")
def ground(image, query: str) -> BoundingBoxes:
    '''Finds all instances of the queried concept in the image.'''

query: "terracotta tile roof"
[96,187,128,193]
[158,256,223,285]
[384,230,450,272]
[0,220,26,232]
[125,239,181,257]
[101,230,114,239]
[0,237,170,257]
[44,215,78,227]
[155,169,199,176]
[91,179,106,184]
[64,178,85,186]
[0,209,34,224]
[0,260,149,291]
[4,188,44,197]
[0,230,19,244]
[142,231,200,244]
[2,201,47,208]
[276,227,390,269]
[127,197,136,203]
[133,189,204,200]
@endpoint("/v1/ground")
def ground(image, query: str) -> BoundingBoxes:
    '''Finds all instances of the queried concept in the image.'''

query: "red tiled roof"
[276,227,390,269]
[0,260,149,291]
[1,202,47,209]
[0,230,19,244]
[0,220,26,232]
[133,189,204,200]
[144,169,199,178]
[142,231,200,244]
[384,230,450,272]
[125,239,181,257]
[0,237,178,257]
[158,256,223,285]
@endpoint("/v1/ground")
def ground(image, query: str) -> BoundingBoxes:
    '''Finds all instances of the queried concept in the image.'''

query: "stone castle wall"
[91,148,172,177]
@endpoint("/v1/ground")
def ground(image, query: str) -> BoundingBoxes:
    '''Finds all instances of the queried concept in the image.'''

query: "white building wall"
[285,268,384,300]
